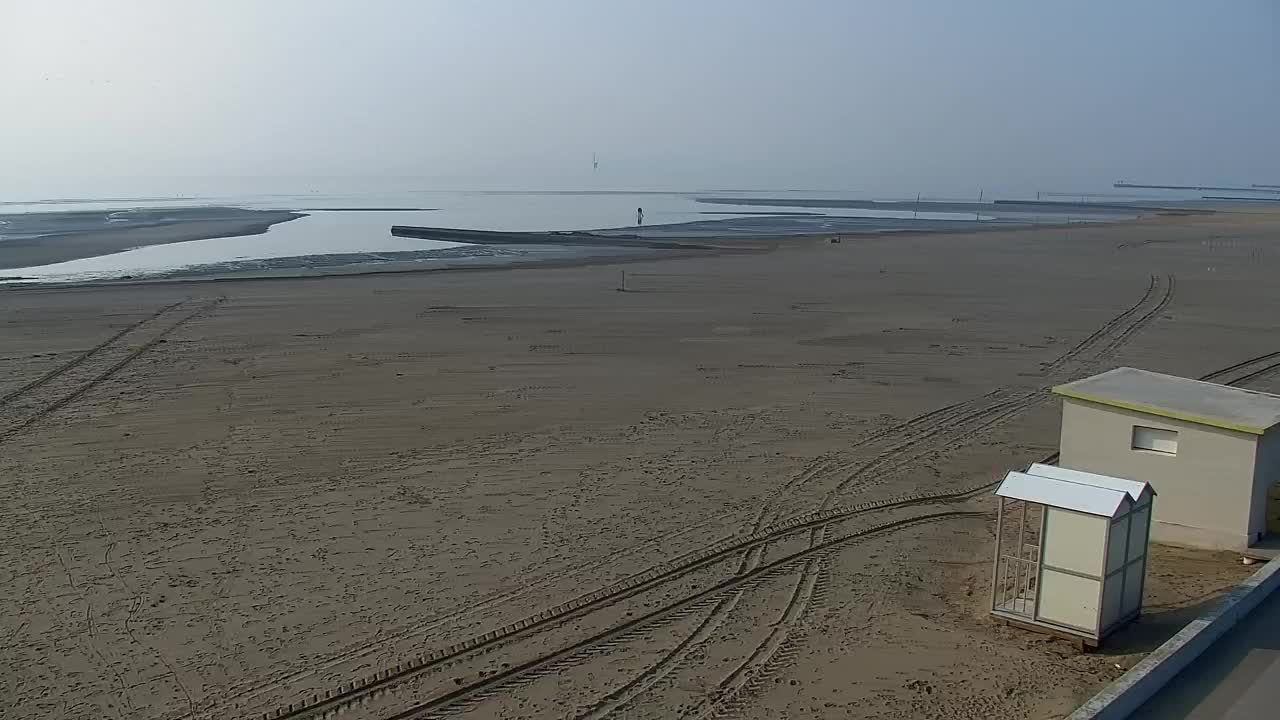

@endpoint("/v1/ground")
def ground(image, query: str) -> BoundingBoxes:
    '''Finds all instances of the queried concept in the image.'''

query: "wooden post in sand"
[619,270,627,292]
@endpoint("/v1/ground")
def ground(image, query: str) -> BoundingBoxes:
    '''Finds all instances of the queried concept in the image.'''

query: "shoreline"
[0,213,1174,292]
[0,206,305,269]
[0,213,1163,291]
[0,201,1249,289]
[0,247,730,292]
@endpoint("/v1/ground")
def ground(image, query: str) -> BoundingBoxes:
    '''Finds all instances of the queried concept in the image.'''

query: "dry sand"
[2,209,1277,720]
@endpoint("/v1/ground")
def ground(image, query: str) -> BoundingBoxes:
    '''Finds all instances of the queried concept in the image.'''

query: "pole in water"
[914,192,920,219]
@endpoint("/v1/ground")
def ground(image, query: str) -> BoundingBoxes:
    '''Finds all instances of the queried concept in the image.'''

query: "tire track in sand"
[243,484,1003,720]
[569,273,1173,720]
[368,512,989,720]
[0,299,189,407]
[681,273,1176,718]
[243,272,1178,720]
[0,298,220,443]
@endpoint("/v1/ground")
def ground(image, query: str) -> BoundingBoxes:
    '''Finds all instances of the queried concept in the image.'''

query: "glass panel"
[1132,426,1178,455]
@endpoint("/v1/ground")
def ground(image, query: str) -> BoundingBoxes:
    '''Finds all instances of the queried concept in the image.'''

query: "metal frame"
[1042,562,1102,581]
[1094,505,1116,637]
[1132,502,1151,618]
[1034,497,1049,620]
[989,497,1004,612]
[1101,499,1152,634]
[1101,506,1128,634]
[991,497,1043,621]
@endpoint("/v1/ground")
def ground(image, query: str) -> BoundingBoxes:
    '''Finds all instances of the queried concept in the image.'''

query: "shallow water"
[3,211,457,283]
[0,190,1126,283]
[1,191,989,228]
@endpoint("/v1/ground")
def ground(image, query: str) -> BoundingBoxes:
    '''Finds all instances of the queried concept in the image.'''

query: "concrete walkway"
[1127,585,1280,719]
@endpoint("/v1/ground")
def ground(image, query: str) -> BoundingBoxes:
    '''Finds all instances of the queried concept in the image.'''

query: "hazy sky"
[3,0,1277,196]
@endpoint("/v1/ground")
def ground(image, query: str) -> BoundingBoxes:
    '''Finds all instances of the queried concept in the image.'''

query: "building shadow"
[1095,595,1225,656]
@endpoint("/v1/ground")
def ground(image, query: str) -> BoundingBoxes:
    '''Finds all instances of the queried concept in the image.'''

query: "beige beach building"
[1054,367,1280,551]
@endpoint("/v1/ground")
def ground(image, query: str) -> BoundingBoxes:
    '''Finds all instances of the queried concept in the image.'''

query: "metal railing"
[994,553,1040,618]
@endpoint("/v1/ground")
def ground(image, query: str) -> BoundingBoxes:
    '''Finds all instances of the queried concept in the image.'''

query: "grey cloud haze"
[2,0,1277,196]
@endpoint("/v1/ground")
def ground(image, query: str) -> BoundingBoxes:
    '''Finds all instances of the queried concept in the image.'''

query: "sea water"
[0,189,1126,283]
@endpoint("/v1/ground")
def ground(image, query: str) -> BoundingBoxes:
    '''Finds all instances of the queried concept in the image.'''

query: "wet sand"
[2,209,1278,719]
[0,207,303,269]
[695,196,1154,215]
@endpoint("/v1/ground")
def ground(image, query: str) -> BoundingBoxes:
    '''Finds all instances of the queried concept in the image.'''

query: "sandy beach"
[3,208,1278,720]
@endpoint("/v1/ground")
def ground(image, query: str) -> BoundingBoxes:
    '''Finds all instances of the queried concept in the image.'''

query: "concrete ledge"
[1069,554,1280,720]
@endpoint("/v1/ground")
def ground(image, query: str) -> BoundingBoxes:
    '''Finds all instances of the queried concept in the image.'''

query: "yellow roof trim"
[1052,386,1267,435]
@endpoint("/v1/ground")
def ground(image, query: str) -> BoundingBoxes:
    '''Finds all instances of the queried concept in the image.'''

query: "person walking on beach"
[636,207,644,226]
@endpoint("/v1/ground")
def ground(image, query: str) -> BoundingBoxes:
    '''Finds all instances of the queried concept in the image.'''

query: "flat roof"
[1052,367,1280,435]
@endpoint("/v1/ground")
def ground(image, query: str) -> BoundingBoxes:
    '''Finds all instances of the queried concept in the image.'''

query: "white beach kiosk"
[990,463,1155,646]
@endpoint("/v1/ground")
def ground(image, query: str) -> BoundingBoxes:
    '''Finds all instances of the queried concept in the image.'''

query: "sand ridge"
[2,210,1276,719]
